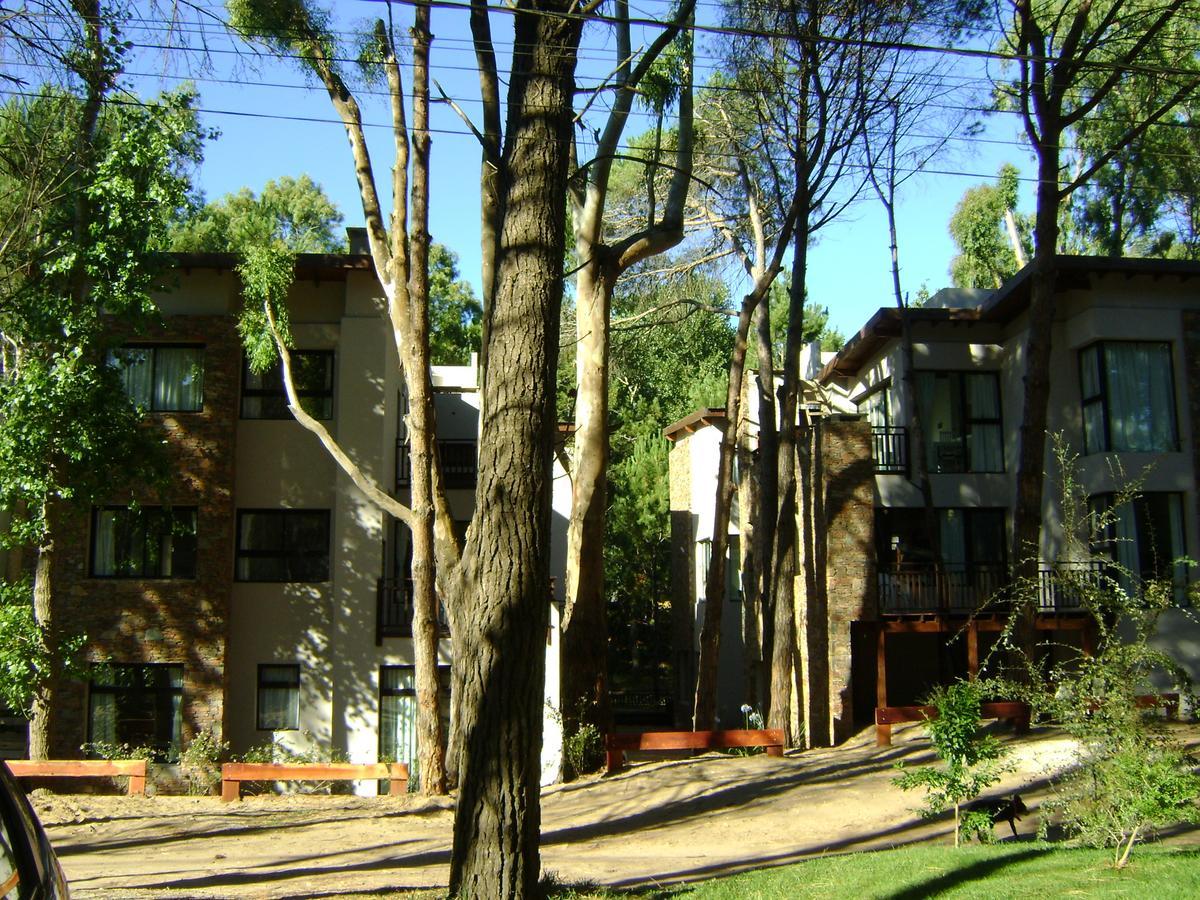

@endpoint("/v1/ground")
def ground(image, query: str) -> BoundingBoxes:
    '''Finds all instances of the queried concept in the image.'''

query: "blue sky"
[120,1,1036,338]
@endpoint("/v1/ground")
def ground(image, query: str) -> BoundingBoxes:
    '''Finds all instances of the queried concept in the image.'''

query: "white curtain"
[1106,343,1175,451]
[113,349,152,408]
[154,348,203,411]
[966,374,1003,471]
[257,667,298,730]
[939,510,967,569]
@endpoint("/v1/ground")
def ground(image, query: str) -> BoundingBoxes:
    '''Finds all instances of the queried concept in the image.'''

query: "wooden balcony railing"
[871,426,908,475]
[376,577,450,643]
[395,439,477,490]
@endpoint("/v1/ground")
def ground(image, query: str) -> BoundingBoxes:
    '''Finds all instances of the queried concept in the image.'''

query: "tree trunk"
[1010,135,1062,674]
[753,303,779,723]
[447,6,580,894]
[694,290,761,730]
[29,540,55,760]
[562,265,613,735]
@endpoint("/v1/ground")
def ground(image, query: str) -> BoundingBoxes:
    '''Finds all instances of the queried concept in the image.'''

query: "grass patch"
[584,844,1200,899]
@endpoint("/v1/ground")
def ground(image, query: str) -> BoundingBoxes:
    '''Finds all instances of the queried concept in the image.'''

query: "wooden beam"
[876,628,890,746]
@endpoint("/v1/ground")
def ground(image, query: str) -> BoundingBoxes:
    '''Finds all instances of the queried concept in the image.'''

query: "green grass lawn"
[630,844,1200,899]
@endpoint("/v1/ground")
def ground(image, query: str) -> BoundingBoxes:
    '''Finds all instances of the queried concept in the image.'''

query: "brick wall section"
[50,315,240,756]
[668,435,695,727]
[817,417,875,745]
[1184,311,1200,540]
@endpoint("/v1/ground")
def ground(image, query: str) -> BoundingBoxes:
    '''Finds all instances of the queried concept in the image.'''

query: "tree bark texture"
[29,540,56,760]
[752,305,779,723]
[447,6,580,895]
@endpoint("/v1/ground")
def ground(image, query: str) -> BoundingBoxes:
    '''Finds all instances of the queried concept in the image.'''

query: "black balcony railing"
[395,439,477,490]
[878,560,1105,616]
[871,426,908,475]
[878,563,1007,614]
[376,577,451,643]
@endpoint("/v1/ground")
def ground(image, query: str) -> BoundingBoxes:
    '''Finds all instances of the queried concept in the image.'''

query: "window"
[915,371,1003,473]
[91,507,196,578]
[1091,492,1188,603]
[87,664,183,760]
[241,351,334,420]
[109,345,204,412]
[1080,342,1177,454]
[379,665,450,787]
[235,510,330,582]
[256,665,300,730]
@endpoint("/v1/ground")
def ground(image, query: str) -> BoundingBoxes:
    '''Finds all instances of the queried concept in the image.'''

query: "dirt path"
[29,726,1180,898]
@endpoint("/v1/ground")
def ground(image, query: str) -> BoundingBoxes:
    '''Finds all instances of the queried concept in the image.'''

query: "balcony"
[395,439,477,490]
[878,564,1007,614]
[878,561,1104,616]
[376,577,450,643]
[871,426,908,475]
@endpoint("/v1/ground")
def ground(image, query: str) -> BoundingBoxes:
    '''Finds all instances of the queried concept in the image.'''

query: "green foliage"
[236,242,298,374]
[428,244,482,365]
[228,0,339,76]
[81,740,157,762]
[996,439,1200,867]
[0,86,204,547]
[947,164,1031,290]
[169,174,344,253]
[893,679,1012,845]
[0,579,48,714]
[602,273,735,693]
[179,728,230,795]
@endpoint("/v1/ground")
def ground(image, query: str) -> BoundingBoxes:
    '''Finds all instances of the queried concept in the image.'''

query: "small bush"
[179,728,229,795]
[564,721,603,780]
[81,740,157,761]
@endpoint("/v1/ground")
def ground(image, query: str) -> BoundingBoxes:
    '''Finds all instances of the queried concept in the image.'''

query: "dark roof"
[818,256,1200,383]
[663,407,727,441]
[170,251,374,282]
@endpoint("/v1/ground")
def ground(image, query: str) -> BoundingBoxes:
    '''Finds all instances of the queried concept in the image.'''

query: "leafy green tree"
[893,679,1013,847]
[0,78,204,755]
[428,244,481,365]
[948,164,1032,289]
[170,174,344,252]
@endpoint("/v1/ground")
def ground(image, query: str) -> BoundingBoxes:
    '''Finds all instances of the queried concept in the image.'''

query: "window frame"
[1089,491,1189,603]
[256,664,301,731]
[234,509,331,583]
[915,370,1004,474]
[110,343,205,413]
[378,664,451,764]
[89,505,197,579]
[1079,341,1179,454]
[240,350,335,421]
[86,663,184,760]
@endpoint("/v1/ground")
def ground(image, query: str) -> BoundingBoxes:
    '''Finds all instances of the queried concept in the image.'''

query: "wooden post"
[221,778,240,802]
[127,771,146,797]
[875,626,890,746]
[966,620,979,681]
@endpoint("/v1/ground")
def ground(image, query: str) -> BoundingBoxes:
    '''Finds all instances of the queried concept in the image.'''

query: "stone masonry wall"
[50,315,240,757]
[818,417,874,745]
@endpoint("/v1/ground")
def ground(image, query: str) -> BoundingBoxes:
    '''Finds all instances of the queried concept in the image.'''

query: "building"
[6,250,567,786]
[669,257,1200,744]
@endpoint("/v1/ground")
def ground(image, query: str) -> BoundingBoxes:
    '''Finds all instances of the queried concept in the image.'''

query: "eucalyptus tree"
[691,0,899,742]
[563,0,696,737]
[223,0,695,893]
[998,0,1200,646]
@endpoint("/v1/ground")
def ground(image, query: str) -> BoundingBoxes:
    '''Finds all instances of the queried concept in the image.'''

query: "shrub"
[179,728,229,795]
[893,679,1012,847]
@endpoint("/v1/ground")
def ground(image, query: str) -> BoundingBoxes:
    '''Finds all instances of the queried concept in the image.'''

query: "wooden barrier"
[605,729,786,774]
[5,759,147,796]
[220,762,409,802]
[875,701,1030,747]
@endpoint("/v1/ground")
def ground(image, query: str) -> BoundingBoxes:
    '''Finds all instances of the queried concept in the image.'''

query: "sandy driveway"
[29,726,1148,898]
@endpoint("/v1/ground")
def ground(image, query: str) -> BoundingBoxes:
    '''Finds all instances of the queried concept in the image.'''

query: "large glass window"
[256,665,300,730]
[1080,342,1177,454]
[87,664,183,760]
[241,351,334,420]
[379,665,450,789]
[915,371,1003,473]
[109,345,204,412]
[236,510,330,582]
[1090,492,1188,603]
[91,507,196,578]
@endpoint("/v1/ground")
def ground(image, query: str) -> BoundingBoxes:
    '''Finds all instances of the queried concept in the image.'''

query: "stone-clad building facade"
[669,256,1200,747]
